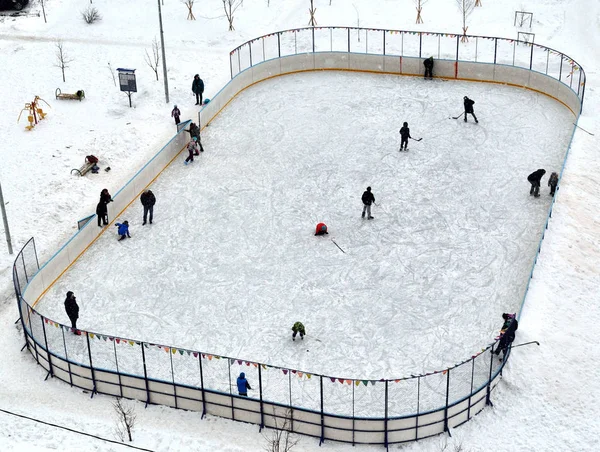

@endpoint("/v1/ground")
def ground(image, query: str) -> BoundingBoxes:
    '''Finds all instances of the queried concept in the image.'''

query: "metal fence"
[229,27,586,112]
[14,237,507,446]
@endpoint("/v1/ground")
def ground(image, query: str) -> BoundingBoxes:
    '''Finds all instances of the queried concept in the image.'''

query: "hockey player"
[292,321,306,341]
[361,186,375,220]
[527,169,546,197]
[171,105,181,125]
[184,137,199,165]
[423,56,434,79]
[115,221,131,241]
[463,96,478,123]
[399,122,411,151]
[314,223,328,236]
[548,172,559,196]
[495,313,518,359]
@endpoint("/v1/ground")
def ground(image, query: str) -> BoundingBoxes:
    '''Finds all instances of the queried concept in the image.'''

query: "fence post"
[15,293,29,350]
[352,381,355,446]
[140,343,151,407]
[319,375,325,445]
[169,351,178,409]
[493,38,498,64]
[347,28,350,52]
[383,30,386,56]
[277,32,281,58]
[198,354,207,418]
[384,380,389,448]
[85,333,97,398]
[40,317,53,380]
[415,376,420,441]
[249,43,253,68]
[237,51,241,76]
[558,57,563,82]
[258,364,265,430]
[61,327,73,387]
[467,358,475,420]
[312,26,315,53]
[455,35,459,62]
[443,369,451,435]
[419,32,422,58]
[288,371,293,432]
[114,341,123,398]
[21,251,28,283]
[229,360,234,420]
[529,42,534,70]
[485,345,495,406]
[229,52,233,79]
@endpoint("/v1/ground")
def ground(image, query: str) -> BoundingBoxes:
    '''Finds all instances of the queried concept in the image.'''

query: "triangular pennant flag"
[338,378,344,384]
[116,339,120,344]
[306,373,311,379]
[282,369,289,375]
[253,363,258,368]
[238,360,243,365]
[442,370,448,375]
[129,341,135,346]
[54,322,59,328]
[208,355,213,360]
[179,349,184,355]
[370,381,376,386]
[298,372,303,378]
[214,356,221,360]
[165,347,170,353]
[172,348,177,354]
[262,364,267,370]
[291,370,297,374]
[362,380,368,386]
[246,361,250,366]
[330,377,336,383]
[345,380,352,385]
[89,333,94,339]
[229,358,235,365]
[394,379,401,383]
[193,352,198,358]
[355,381,360,386]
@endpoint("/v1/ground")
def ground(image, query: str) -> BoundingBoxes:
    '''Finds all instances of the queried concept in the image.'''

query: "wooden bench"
[71,155,98,176]
[56,88,85,101]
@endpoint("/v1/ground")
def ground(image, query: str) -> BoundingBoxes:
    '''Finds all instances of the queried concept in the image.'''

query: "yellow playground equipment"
[17,96,51,130]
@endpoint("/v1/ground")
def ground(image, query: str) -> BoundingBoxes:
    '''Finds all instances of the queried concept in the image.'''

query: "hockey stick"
[331,239,346,254]
[451,112,463,119]
[573,123,594,136]
[510,340,540,349]
[410,137,423,141]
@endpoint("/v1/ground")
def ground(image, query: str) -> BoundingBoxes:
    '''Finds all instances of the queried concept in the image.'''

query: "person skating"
[494,313,518,359]
[463,96,478,123]
[314,223,328,236]
[548,172,559,196]
[192,74,204,106]
[423,56,434,79]
[115,221,131,241]
[236,372,251,397]
[527,169,546,197]
[64,291,80,334]
[185,123,204,153]
[140,190,156,225]
[399,122,411,151]
[361,186,375,220]
[171,105,181,125]
[185,137,199,165]
[292,321,306,341]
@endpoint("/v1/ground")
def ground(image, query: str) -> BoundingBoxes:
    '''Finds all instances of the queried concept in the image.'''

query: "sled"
[55,88,85,101]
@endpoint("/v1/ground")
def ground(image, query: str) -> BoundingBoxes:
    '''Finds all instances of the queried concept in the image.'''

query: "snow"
[1,0,600,451]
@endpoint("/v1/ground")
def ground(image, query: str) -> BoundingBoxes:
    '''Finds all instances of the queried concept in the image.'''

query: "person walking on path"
[184,137,199,165]
[237,372,251,397]
[423,56,434,79]
[115,221,131,241]
[527,169,546,197]
[463,96,478,123]
[292,321,306,341]
[140,190,156,225]
[361,186,375,220]
[64,291,80,334]
[548,172,559,196]
[192,74,204,106]
[399,122,411,151]
[171,105,181,125]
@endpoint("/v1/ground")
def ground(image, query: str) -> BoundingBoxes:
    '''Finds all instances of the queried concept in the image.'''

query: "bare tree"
[308,0,317,26]
[144,37,161,81]
[184,0,196,20]
[113,398,137,442]
[222,0,243,31]
[262,409,300,452]
[54,41,74,83]
[414,0,429,24]
[455,0,476,42]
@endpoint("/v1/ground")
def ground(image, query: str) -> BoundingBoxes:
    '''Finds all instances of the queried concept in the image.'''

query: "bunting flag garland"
[193,352,198,358]
[355,381,360,387]
[283,369,289,375]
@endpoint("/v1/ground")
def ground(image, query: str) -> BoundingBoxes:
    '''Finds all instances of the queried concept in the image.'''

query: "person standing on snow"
[96,189,113,227]
[399,122,411,151]
[495,313,518,359]
[292,321,306,341]
[361,186,375,220]
[192,74,204,106]
[527,169,546,198]
[185,123,204,153]
[140,190,156,225]
[463,96,478,123]
[184,137,200,165]
[423,56,434,79]
[64,291,80,333]
[548,172,559,196]
[171,105,181,125]
[115,221,131,241]
[237,372,252,397]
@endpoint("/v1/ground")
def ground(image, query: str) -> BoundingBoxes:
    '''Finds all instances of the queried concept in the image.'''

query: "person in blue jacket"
[237,372,251,397]
[115,220,131,241]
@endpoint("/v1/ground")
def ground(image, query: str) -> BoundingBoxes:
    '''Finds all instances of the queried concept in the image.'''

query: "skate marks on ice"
[38,71,574,379]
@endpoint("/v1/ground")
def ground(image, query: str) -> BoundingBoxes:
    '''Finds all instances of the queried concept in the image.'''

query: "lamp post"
[157,0,170,104]
[0,181,13,255]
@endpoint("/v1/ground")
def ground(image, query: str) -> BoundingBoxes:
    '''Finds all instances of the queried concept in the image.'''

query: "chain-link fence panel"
[290,371,320,413]
[354,380,385,418]
[322,377,354,416]
[201,354,231,395]
[331,27,349,53]
[113,339,143,377]
[447,362,474,406]
[495,38,517,67]
[388,377,419,417]
[349,28,366,54]
[144,344,174,383]
[418,372,447,414]
[296,28,313,54]
[172,350,200,387]
[365,29,384,55]
[43,319,66,359]
[261,366,291,407]
[230,360,260,400]
[313,27,331,53]
[472,350,492,393]
[62,328,89,367]
[88,333,118,372]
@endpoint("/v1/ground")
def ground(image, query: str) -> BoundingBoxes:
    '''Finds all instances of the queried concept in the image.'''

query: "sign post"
[116,68,137,108]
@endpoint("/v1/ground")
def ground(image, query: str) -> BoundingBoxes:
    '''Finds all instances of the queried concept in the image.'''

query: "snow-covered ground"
[1,0,599,450]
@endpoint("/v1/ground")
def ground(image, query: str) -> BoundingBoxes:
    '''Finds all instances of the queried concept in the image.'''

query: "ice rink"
[38,70,573,379]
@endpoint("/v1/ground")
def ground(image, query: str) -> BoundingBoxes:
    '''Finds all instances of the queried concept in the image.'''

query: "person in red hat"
[314,223,328,236]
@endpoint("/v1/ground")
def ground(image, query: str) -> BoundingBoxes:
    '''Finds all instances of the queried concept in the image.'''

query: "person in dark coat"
[115,221,131,241]
[192,74,204,106]
[463,96,478,123]
[236,372,251,396]
[96,189,113,226]
[361,186,375,220]
[495,313,518,359]
[64,291,80,333]
[184,138,199,165]
[423,56,434,79]
[171,105,181,125]
[399,122,411,151]
[140,190,156,225]
[100,188,113,205]
[314,223,328,236]
[527,169,546,197]
[292,321,306,341]
[185,123,204,153]
[548,172,559,196]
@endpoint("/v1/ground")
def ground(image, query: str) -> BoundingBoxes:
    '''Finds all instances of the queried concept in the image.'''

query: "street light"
[157,0,170,104]
[0,180,13,255]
